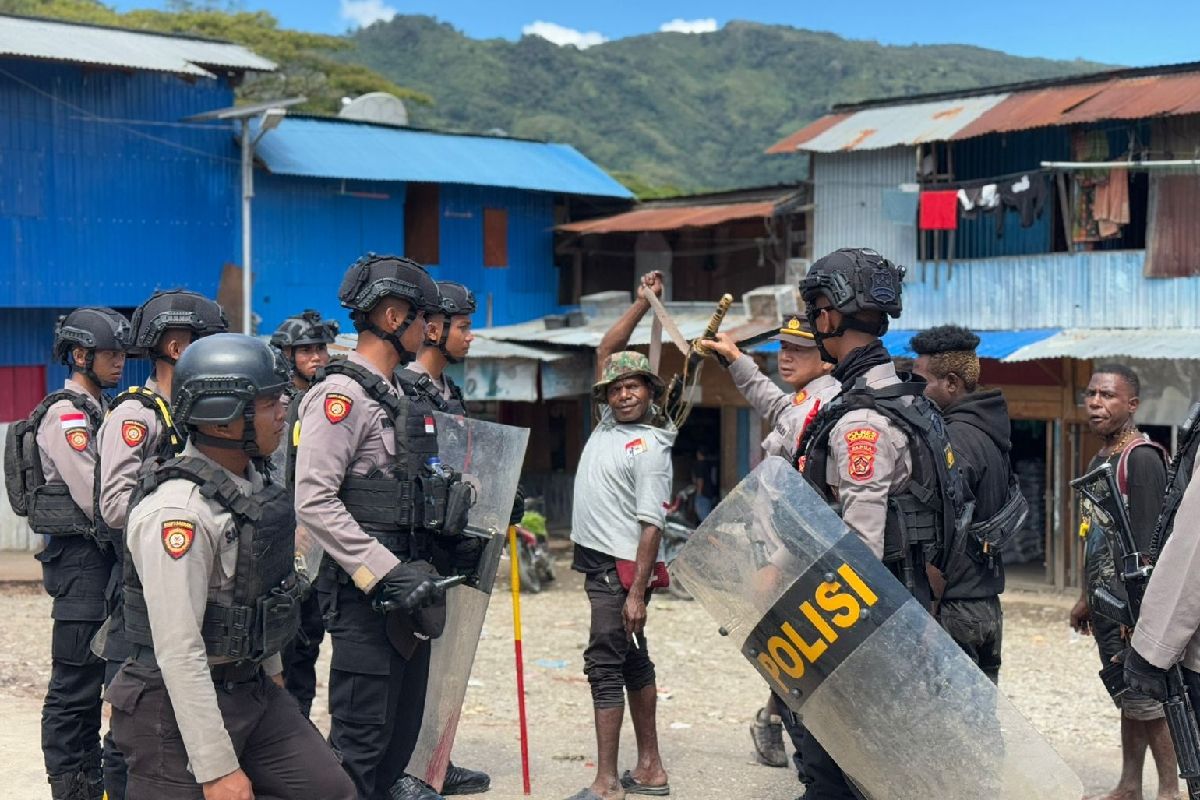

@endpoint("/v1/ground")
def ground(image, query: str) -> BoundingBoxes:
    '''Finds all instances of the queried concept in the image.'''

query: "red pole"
[509,525,532,794]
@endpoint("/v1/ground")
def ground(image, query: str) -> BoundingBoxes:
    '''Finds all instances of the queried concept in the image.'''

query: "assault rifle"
[1072,462,1200,799]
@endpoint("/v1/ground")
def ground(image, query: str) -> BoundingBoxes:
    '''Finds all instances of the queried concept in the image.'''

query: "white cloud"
[659,18,719,34]
[522,20,608,49]
[341,0,397,29]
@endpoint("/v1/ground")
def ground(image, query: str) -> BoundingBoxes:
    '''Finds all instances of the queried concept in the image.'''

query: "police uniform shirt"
[406,360,457,408]
[124,442,281,784]
[728,355,840,461]
[35,380,106,519]
[293,351,403,593]
[97,376,171,530]
[824,362,913,560]
[1134,457,1200,673]
[570,407,676,561]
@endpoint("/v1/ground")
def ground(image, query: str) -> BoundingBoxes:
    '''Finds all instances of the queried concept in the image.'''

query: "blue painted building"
[249,116,633,334]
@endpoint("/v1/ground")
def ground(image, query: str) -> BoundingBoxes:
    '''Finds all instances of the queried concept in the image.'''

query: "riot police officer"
[795,248,967,800]
[269,309,339,717]
[293,255,478,800]
[2,308,129,799]
[95,289,227,799]
[401,281,475,415]
[105,333,357,800]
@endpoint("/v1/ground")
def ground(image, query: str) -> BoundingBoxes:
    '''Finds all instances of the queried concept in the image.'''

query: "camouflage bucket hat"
[593,350,665,400]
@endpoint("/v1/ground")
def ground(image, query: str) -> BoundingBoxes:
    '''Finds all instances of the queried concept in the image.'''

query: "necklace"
[1103,427,1139,458]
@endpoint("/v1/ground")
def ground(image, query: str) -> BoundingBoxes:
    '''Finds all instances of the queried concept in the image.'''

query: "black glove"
[452,535,485,576]
[1123,647,1169,702]
[370,562,445,614]
[510,485,526,526]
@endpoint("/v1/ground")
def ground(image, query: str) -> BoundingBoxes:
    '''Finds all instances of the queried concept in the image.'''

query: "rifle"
[1072,462,1200,799]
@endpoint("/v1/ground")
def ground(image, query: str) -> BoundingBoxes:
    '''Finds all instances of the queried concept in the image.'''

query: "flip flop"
[564,789,605,800]
[620,770,671,796]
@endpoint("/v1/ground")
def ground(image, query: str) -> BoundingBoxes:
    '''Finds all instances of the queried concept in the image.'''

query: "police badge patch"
[161,520,195,559]
[324,393,352,424]
[845,428,880,482]
[121,420,147,448]
[65,428,89,452]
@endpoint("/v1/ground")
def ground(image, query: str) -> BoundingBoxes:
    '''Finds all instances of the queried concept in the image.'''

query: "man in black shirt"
[1068,364,1176,800]
[912,326,1010,683]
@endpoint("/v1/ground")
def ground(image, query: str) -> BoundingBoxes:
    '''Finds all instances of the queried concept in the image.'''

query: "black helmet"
[128,290,228,360]
[800,248,904,321]
[53,307,131,389]
[172,333,290,457]
[270,310,340,349]
[339,253,438,363]
[430,281,476,364]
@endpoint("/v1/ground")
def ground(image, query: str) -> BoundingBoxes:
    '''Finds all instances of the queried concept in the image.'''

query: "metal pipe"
[241,118,253,334]
[1041,159,1200,170]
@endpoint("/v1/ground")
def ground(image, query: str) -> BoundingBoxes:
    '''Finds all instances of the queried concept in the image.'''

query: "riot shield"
[672,457,1082,800]
[407,411,529,791]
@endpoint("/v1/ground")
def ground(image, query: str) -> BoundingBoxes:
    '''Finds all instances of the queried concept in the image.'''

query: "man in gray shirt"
[567,273,674,800]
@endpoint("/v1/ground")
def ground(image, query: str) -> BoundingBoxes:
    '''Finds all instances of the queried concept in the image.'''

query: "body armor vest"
[799,377,969,575]
[1151,403,1200,560]
[123,456,301,662]
[94,387,185,548]
[3,391,101,536]
[397,369,467,416]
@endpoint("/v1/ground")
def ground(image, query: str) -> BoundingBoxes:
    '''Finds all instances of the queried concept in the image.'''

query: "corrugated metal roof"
[765,113,851,154]
[254,117,633,199]
[786,94,1009,153]
[1004,328,1200,361]
[330,332,569,362]
[0,15,274,77]
[951,83,1110,139]
[558,201,778,234]
[753,328,1059,359]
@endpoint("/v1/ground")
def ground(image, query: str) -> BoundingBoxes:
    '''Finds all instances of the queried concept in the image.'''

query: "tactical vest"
[93,386,184,547]
[799,377,969,577]
[123,456,301,663]
[397,369,467,416]
[3,390,102,536]
[1151,403,1200,559]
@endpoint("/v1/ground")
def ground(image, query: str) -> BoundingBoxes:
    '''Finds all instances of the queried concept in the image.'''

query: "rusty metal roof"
[558,200,779,234]
[765,113,851,154]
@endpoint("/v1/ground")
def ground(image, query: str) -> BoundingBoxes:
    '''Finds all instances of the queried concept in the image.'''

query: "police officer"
[293,254,478,800]
[95,289,227,799]
[401,281,475,415]
[105,333,357,800]
[268,309,339,718]
[2,309,129,799]
[702,316,839,778]
[795,248,967,800]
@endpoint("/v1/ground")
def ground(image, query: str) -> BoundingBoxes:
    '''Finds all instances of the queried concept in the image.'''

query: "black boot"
[48,771,94,800]
[390,774,445,800]
[442,762,491,795]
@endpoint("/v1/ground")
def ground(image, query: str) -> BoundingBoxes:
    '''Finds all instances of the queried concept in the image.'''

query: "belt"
[131,644,261,684]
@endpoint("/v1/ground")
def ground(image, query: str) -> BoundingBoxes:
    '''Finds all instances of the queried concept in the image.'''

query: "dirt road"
[0,563,1174,799]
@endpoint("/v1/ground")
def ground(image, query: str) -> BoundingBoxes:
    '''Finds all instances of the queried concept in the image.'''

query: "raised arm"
[596,272,663,379]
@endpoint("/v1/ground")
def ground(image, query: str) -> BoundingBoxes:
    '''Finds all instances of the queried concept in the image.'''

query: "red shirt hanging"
[919,190,958,230]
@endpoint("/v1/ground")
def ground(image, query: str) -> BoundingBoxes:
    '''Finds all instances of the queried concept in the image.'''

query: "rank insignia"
[845,427,880,482]
[945,444,956,469]
[65,428,89,452]
[324,393,352,424]
[121,420,147,448]
[161,520,195,560]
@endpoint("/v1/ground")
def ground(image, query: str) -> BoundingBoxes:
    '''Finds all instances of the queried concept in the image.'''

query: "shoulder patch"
[844,427,880,482]
[424,415,436,434]
[161,519,195,559]
[324,393,353,424]
[65,428,90,452]
[121,420,148,448]
[60,412,87,430]
[792,390,808,406]
[625,437,647,456]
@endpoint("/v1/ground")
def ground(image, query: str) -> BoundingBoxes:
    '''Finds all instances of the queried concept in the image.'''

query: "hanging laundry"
[995,173,1048,236]
[882,188,919,225]
[1092,167,1130,239]
[957,184,1000,218]
[919,190,958,230]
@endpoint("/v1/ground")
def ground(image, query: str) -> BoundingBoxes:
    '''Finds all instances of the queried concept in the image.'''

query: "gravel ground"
[0,562,1179,799]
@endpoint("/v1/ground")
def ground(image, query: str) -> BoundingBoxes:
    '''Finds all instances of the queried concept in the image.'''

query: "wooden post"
[1056,172,1073,255]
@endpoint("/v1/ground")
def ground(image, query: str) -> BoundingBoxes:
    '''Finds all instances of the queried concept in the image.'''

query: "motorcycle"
[509,496,556,594]
[661,486,698,601]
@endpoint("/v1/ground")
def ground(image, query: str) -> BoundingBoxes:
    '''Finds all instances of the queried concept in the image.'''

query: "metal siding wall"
[900,250,1200,330]
[252,174,406,334]
[812,147,917,265]
[435,185,559,327]
[0,60,239,308]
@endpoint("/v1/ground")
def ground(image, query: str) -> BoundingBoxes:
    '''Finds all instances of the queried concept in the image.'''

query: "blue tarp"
[753,328,1060,359]
[254,117,633,199]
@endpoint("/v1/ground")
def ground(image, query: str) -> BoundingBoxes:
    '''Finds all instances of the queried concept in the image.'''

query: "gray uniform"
[97,377,175,531]
[406,360,458,409]
[728,356,840,461]
[37,381,106,519]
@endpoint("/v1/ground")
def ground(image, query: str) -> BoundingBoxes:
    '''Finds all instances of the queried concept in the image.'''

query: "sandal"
[620,770,670,796]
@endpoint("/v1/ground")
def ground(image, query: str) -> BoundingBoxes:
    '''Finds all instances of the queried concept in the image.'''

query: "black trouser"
[106,660,356,800]
[771,690,809,781]
[282,590,325,718]
[938,596,1003,684]
[319,570,432,800]
[36,535,112,785]
[101,547,131,800]
[582,569,656,709]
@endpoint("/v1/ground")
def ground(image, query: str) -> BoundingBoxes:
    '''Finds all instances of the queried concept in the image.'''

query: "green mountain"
[350,18,1109,193]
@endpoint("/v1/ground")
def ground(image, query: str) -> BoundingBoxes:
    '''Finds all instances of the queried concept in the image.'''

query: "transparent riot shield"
[407,411,529,791]
[672,457,1083,800]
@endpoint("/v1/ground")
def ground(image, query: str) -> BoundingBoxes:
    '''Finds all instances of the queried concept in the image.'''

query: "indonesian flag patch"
[845,427,880,482]
[424,416,436,435]
[121,420,147,448]
[65,428,89,452]
[60,412,87,430]
[324,393,353,424]
[625,437,647,456]
[161,520,195,559]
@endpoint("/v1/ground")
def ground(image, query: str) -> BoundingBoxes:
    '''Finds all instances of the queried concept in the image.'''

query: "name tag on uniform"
[625,438,647,456]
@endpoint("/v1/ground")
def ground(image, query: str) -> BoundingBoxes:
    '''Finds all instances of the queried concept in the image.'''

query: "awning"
[753,329,1059,359]
[1003,329,1200,362]
[557,200,779,234]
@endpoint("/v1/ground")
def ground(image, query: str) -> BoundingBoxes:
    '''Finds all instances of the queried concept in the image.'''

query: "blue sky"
[110,0,1199,67]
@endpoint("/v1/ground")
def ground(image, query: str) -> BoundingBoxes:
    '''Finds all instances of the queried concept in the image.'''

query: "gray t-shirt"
[571,407,676,561]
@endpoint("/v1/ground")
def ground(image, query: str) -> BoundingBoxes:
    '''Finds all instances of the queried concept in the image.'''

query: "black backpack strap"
[444,374,465,406]
[397,369,449,412]
[112,386,183,453]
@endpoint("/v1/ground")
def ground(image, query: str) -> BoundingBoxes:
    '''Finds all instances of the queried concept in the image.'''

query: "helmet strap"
[436,315,462,365]
[356,307,418,364]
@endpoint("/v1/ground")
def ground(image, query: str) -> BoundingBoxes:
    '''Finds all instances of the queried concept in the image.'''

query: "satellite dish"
[338,92,409,127]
